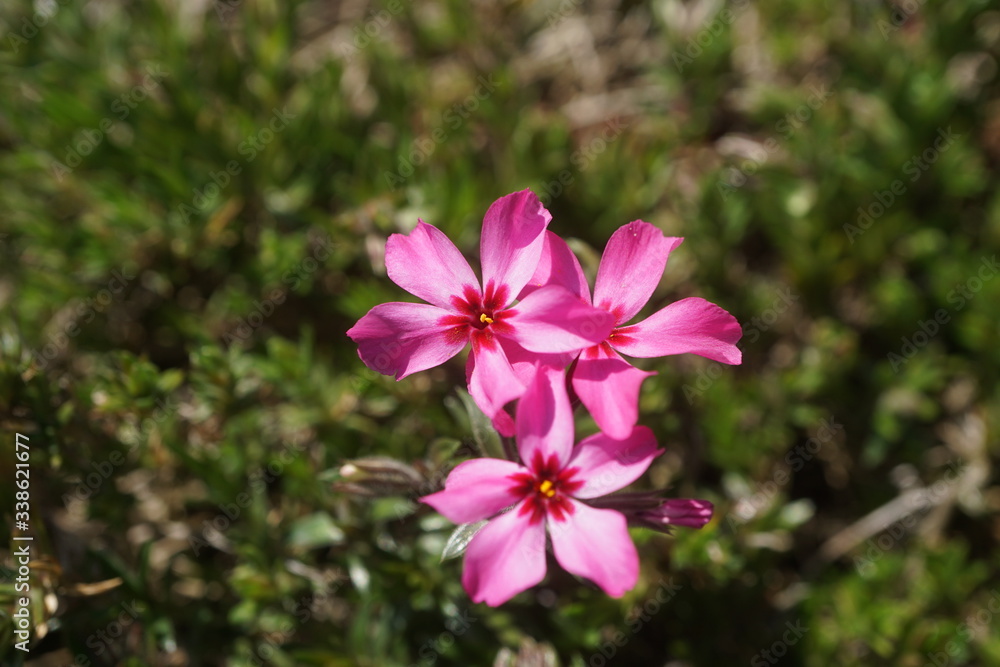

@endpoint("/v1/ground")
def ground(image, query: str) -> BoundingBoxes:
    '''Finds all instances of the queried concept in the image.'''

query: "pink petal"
[610,297,743,364]
[571,345,655,440]
[518,231,590,302]
[347,302,468,379]
[420,459,527,524]
[505,285,615,354]
[467,335,526,428]
[480,190,552,306]
[490,409,516,439]
[565,426,662,499]
[516,365,575,471]
[592,221,683,324]
[499,338,576,388]
[487,339,573,438]
[385,221,480,310]
[463,502,548,606]
[549,501,638,597]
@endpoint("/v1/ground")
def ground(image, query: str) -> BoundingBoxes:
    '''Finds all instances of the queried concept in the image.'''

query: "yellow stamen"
[538,480,555,498]
[480,313,494,324]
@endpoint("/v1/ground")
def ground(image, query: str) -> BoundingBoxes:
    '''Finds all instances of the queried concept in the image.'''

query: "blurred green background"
[2,0,1000,665]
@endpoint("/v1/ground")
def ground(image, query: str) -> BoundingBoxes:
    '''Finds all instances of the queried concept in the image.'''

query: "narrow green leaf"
[440,520,488,562]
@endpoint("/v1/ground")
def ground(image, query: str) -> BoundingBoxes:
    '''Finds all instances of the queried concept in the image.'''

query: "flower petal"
[499,338,576,388]
[565,426,662,499]
[571,345,655,440]
[610,297,743,364]
[385,221,480,309]
[592,221,683,324]
[347,302,467,379]
[518,231,590,302]
[490,409,516,439]
[480,190,552,306]
[420,459,527,524]
[467,335,526,429]
[549,501,638,597]
[516,364,574,471]
[485,339,573,438]
[463,502,548,606]
[505,285,615,354]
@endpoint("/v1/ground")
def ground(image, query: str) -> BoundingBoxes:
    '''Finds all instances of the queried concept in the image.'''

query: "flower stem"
[502,436,518,462]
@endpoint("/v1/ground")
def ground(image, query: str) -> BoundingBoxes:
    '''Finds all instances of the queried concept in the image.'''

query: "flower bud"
[635,498,714,532]
[334,456,424,497]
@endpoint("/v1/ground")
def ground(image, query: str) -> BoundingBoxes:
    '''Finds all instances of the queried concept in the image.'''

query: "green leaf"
[447,388,503,459]
[287,512,346,550]
[440,520,488,562]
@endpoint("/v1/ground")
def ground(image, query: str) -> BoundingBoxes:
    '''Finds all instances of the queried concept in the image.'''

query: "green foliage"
[1,0,999,665]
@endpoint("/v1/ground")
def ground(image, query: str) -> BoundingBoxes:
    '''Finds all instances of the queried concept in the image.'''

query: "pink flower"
[346,190,615,433]
[421,365,662,606]
[520,222,743,439]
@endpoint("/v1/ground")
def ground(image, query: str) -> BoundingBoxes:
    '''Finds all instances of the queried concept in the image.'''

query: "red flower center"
[441,282,513,338]
[509,452,584,524]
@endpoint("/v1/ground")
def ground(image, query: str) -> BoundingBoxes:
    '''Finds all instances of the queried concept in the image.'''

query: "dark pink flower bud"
[637,498,714,529]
